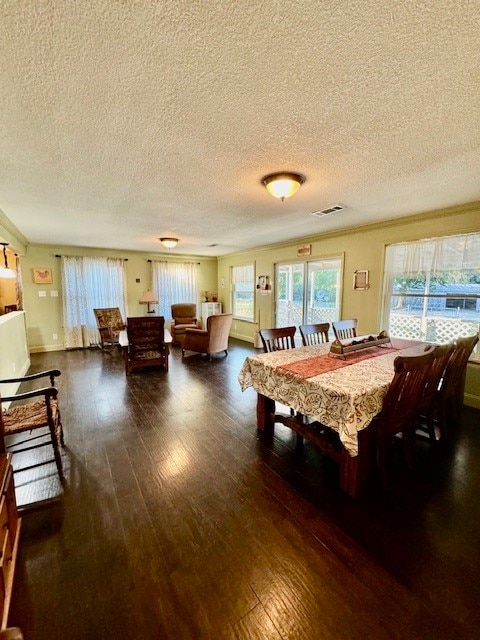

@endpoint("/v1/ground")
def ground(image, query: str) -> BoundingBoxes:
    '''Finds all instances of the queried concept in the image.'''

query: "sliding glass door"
[275,258,342,334]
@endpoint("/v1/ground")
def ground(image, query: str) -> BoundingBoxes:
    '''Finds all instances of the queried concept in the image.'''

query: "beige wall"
[218,201,480,407]
[21,244,218,352]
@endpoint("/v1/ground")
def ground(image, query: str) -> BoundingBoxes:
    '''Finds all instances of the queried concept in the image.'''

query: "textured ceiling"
[0,0,479,256]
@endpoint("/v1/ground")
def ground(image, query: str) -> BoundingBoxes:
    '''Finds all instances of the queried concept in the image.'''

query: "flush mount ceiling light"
[159,237,178,249]
[0,243,15,279]
[261,172,306,202]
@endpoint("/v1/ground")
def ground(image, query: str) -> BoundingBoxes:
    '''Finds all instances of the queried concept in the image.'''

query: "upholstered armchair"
[182,313,233,360]
[170,303,199,345]
[93,307,126,349]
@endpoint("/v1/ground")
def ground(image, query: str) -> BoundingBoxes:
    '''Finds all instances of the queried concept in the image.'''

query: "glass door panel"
[275,263,304,327]
[275,258,342,336]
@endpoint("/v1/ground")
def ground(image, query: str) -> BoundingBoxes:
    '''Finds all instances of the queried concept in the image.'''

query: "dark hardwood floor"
[6,340,480,639]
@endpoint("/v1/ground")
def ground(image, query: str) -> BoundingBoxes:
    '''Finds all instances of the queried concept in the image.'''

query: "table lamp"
[139,290,158,314]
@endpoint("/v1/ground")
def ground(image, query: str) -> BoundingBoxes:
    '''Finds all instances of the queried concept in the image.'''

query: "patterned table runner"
[278,345,397,378]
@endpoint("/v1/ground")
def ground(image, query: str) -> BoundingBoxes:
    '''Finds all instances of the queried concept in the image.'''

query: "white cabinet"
[201,302,222,323]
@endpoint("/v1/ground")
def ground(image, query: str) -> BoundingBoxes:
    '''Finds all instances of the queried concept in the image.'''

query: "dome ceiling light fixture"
[159,237,179,249]
[261,171,306,202]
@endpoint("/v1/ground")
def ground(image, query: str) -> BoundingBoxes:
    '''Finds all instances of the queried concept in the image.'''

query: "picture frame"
[297,244,311,257]
[33,267,53,284]
[257,275,271,291]
[353,269,369,290]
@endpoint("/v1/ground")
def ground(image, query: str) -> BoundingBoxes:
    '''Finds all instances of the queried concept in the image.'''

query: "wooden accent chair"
[170,303,199,345]
[182,313,233,360]
[299,323,330,346]
[93,307,126,349]
[0,369,65,481]
[375,347,434,488]
[125,317,168,375]
[332,319,358,341]
[433,334,479,441]
[259,326,296,352]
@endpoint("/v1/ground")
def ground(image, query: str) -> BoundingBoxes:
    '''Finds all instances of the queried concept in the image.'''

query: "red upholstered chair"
[170,303,199,345]
[182,313,233,360]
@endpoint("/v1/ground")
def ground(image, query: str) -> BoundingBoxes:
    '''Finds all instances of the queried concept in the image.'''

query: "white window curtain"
[61,256,127,348]
[151,260,199,321]
[383,232,480,358]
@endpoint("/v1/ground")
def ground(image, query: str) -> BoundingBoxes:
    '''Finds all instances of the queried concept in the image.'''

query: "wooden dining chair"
[259,326,296,353]
[434,334,479,441]
[332,319,358,341]
[375,347,434,488]
[416,342,455,443]
[299,323,330,346]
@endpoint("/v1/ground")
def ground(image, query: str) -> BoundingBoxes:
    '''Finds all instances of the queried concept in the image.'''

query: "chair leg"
[49,422,64,482]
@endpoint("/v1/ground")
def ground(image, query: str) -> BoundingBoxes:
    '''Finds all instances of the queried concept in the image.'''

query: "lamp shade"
[139,290,158,314]
[261,172,306,201]
[139,291,158,304]
[159,237,178,249]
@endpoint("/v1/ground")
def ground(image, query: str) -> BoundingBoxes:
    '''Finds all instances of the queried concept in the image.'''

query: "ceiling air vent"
[310,204,346,217]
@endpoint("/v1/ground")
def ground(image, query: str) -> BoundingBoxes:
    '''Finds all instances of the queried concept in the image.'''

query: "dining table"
[238,337,424,497]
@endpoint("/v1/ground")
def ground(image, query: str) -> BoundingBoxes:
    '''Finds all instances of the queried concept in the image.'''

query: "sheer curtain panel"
[151,261,199,321]
[61,256,127,348]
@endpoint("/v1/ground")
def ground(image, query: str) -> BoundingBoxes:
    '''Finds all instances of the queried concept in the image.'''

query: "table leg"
[339,425,374,498]
[256,394,275,435]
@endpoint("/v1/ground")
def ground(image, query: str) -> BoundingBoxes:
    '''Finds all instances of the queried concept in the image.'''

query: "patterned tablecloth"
[238,340,425,456]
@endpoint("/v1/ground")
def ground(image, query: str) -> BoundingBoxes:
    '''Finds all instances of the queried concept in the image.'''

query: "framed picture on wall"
[32,268,53,284]
[353,269,369,290]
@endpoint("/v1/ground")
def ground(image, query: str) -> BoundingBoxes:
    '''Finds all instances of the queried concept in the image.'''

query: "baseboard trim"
[29,344,65,353]
[464,393,480,410]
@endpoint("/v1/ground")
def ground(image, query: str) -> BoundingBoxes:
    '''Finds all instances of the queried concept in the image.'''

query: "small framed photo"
[33,268,53,284]
[353,269,369,290]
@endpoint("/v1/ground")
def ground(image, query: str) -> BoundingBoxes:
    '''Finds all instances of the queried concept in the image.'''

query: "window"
[61,256,127,348]
[151,261,199,319]
[231,264,254,321]
[383,233,480,361]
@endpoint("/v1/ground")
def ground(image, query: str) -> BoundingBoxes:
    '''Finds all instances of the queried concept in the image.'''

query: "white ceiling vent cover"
[310,204,346,217]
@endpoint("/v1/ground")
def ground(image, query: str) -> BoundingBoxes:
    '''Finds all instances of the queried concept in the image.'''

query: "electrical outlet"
[53,333,58,340]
